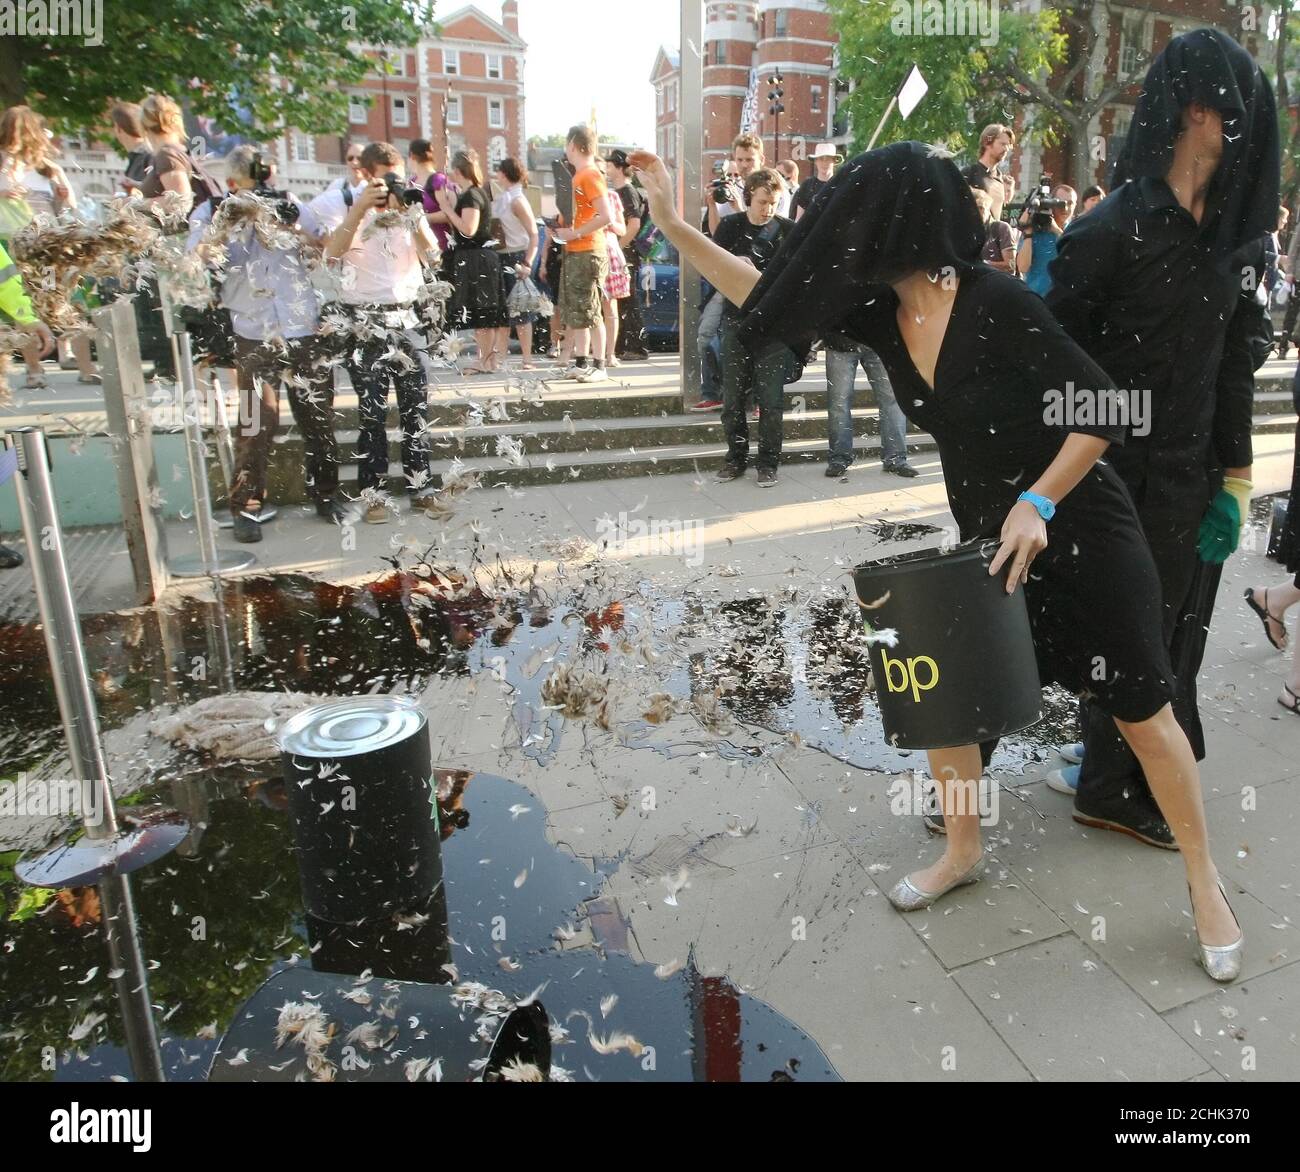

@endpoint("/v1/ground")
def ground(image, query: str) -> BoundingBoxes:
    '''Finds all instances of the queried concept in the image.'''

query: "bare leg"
[518,323,534,368]
[904,744,985,892]
[21,336,42,377]
[602,296,619,362]
[570,327,590,363]
[1113,705,1239,946]
[72,334,97,379]
[592,316,606,364]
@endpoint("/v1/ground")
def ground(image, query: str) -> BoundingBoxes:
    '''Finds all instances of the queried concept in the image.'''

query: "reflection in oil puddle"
[0,767,838,1081]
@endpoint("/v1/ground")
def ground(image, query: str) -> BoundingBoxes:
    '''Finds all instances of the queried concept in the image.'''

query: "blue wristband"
[1018,491,1056,521]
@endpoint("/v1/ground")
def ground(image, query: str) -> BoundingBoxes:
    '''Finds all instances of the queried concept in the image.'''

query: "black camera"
[249,152,299,225]
[1024,175,1069,232]
[383,171,426,207]
[711,174,736,204]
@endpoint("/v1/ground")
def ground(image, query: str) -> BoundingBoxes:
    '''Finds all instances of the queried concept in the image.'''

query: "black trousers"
[344,309,430,494]
[720,317,789,470]
[616,254,647,355]
[1077,464,1214,802]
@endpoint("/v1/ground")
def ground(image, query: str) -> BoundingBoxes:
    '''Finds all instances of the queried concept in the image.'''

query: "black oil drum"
[277,696,442,925]
[853,539,1041,750]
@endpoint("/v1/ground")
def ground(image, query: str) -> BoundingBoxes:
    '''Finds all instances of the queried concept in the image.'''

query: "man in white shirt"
[321,141,441,523]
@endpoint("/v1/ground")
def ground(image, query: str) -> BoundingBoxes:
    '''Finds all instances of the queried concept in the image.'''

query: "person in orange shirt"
[550,124,611,383]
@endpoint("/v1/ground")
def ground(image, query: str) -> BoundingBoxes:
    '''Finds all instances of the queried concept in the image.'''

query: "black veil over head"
[738,141,984,356]
[1113,27,1279,260]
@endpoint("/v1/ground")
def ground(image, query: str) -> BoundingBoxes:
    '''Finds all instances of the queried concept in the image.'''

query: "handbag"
[506,274,552,319]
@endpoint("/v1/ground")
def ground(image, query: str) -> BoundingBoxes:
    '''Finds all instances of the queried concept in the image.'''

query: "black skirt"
[447,246,507,330]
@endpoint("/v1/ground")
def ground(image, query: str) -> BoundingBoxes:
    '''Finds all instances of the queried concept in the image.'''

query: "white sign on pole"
[897,65,928,120]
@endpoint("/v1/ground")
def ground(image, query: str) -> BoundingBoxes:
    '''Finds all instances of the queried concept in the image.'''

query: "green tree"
[828,0,1065,160]
[0,0,437,139]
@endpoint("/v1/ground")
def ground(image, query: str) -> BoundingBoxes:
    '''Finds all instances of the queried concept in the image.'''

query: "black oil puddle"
[0,766,838,1082]
[1,559,1084,1081]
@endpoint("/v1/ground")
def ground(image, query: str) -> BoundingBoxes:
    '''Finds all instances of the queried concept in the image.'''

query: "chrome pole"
[169,331,256,577]
[8,428,117,840]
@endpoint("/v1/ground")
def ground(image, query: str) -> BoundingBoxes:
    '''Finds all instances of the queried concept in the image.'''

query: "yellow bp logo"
[880,649,940,703]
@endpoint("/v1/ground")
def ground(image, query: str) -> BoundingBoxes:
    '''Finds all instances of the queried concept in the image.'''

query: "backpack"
[184,149,226,217]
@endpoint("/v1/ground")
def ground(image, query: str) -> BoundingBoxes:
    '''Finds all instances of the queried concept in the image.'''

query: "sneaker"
[1059,742,1084,766]
[691,398,724,412]
[0,543,23,569]
[884,462,919,478]
[1046,765,1080,795]
[232,511,263,543]
[549,364,586,381]
[755,467,778,488]
[825,461,850,478]
[22,373,48,390]
[316,498,348,524]
[619,349,650,361]
[715,462,745,482]
[364,502,390,525]
[1073,783,1177,849]
[576,365,608,383]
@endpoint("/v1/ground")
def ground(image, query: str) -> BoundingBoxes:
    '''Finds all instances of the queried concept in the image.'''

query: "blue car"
[635,224,680,350]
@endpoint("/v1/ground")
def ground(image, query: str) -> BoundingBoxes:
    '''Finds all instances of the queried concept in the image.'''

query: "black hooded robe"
[739,142,1176,733]
[1045,28,1279,805]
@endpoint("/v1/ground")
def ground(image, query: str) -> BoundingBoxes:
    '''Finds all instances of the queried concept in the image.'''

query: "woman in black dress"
[631,142,1244,981]
[434,149,507,374]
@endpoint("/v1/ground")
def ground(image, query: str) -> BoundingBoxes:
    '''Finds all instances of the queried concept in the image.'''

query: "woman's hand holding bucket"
[988,499,1048,593]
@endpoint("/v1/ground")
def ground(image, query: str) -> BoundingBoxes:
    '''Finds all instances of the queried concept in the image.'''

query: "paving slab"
[951,935,1211,1081]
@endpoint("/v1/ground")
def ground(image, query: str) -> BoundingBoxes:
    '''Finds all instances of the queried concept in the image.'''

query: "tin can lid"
[276,696,426,758]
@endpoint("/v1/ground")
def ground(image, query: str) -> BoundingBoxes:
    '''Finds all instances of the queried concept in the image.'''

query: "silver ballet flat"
[887,856,985,912]
[1191,877,1244,983]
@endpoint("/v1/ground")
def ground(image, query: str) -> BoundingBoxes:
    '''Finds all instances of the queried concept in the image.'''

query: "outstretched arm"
[629,151,760,310]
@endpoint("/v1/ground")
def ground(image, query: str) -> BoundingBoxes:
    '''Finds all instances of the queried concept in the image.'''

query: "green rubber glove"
[1196,476,1252,564]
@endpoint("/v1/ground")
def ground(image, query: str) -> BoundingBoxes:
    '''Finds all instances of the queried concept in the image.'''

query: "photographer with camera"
[323,141,440,523]
[1016,181,1075,297]
[188,144,344,542]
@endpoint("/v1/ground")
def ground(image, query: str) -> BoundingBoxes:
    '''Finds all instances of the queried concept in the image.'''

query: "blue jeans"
[825,345,909,467]
[697,291,725,399]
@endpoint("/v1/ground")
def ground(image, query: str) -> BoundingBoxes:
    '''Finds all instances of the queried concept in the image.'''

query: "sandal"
[1279,683,1300,716]
[1244,587,1288,651]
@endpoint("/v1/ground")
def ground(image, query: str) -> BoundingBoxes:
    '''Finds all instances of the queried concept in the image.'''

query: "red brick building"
[274,2,529,194]
[656,2,842,183]
[651,47,681,167]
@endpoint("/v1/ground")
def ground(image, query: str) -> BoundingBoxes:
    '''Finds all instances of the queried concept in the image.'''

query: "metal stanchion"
[209,370,276,530]
[7,427,189,887]
[169,332,256,577]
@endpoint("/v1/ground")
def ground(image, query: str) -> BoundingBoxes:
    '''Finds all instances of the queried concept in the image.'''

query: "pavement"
[2,355,1298,1082]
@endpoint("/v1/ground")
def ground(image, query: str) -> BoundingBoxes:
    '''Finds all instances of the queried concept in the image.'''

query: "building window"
[488,135,507,171]
[293,132,312,163]
[811,86,822,114]
[444,48,459,75]
[656,86,664,116]
[775,9,787,37]
[391,96,410,127]
[668,82,676,112]
[487,53,502,79]
[715,40,726,66]
[348,96,367,124]
[1118,12,1146,79]
[379,48,406,76]
[445,95,462,126]
[488,98,505,128]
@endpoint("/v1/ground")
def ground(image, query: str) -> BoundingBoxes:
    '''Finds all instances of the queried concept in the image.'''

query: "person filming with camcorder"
[1015,177,1076,297]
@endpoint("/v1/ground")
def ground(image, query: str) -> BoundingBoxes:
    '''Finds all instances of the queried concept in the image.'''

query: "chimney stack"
[502,0,519,37]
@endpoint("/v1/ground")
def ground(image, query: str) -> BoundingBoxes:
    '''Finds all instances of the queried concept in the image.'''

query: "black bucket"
[852,539,1041,750]
[209,967,551,1082]
[276,696,442,925]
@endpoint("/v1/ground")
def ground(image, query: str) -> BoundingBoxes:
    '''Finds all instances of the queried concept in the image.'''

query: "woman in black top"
[631,142,1244,981]
[435,149,507,373]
